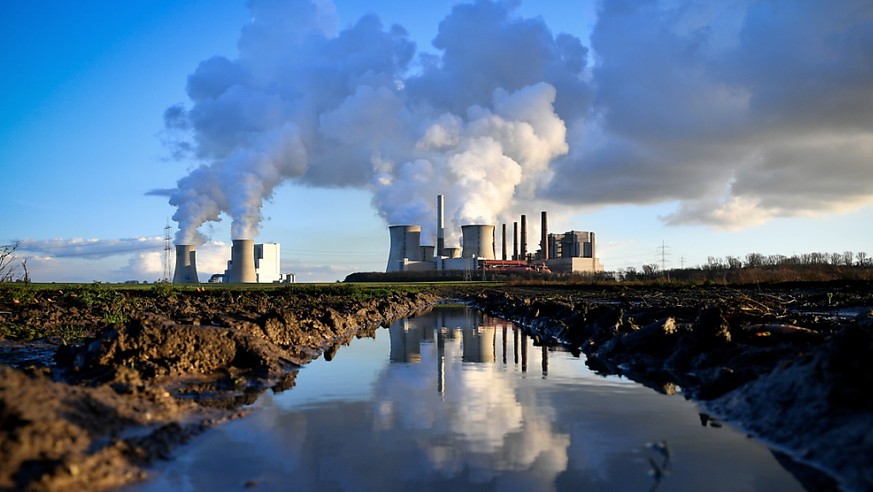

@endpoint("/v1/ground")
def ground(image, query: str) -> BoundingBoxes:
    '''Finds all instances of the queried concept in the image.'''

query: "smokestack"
[513,222,518,260]
[461,225,496,260]
[172,245,199,284]
[501,224,507,260]
[436,195,445,256]
[520,215,527,260]
[541,211,549,261]
[228,239,257,283]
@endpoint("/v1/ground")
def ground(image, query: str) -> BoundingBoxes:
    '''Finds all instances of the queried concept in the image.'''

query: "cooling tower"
[461,224,496,260]
[228,239,257,283]
[172,245,199,284]
[387,225,423,272]
[444,247,462,258]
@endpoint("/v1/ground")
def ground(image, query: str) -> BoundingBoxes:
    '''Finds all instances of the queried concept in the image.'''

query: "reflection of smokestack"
[172,245,199,284]
[520,215,527,260]
[501,223,507,260]
[228,239,256,283]
[513,222,518,260]
[436,195,445,256]
[541,211,549,261]
[461,225,496,260]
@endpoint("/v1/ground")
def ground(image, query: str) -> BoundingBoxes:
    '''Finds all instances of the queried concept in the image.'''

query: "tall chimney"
[520,215,527,260]
[436,195,445,256]
[513,222,518,260]
[172,245,199,284]
[228,239,257,283]
[501,223,507,260]
[541,211,549,261]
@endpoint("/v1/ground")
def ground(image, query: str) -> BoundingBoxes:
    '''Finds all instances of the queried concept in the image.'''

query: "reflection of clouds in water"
[373,313,571,488]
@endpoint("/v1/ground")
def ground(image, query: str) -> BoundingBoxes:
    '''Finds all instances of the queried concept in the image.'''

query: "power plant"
[385,196,603,275]
[172,245,199,283]
[172,194,602,283]
[172,239,286,284]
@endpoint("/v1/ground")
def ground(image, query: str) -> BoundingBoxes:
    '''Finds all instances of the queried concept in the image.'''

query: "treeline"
[347,250,873,285]
[624,250,873,284]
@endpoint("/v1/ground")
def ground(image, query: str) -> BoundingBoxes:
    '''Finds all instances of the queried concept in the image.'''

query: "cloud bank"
[159,0,873,245]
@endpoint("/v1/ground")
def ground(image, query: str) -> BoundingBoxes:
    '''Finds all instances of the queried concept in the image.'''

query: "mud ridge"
[0,287,440,491]
[465,283,873,492]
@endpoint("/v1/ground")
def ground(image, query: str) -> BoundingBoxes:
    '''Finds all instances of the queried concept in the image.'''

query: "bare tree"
[843,251,854,266]
[857,252,869,266]
[745,252,764,268]
[0,242,21,282]
[642,264,659,278]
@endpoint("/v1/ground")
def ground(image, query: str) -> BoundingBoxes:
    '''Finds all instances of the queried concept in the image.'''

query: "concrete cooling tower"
[227,239,257,283]
[387,225,423,272]
[172,245,199,284]
[461,225,496,260]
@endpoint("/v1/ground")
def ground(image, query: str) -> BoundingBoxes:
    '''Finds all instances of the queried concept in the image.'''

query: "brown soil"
[0,286,441,491]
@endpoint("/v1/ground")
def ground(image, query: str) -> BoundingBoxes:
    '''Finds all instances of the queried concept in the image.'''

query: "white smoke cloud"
[159,0,585,245]
[160,0,873,242]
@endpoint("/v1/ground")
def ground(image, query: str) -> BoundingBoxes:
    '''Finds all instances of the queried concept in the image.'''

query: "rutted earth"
[1,282,872,491]
[465,281,873,492]
[0,286,441,491]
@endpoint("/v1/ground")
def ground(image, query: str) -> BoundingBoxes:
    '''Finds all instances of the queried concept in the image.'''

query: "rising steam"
[158,0,587,244]
[159,0,873,244]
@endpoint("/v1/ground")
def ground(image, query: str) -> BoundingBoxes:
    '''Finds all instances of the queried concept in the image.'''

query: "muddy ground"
[465,281,873,492]
[0,285,441,491]
[1,281,872,491]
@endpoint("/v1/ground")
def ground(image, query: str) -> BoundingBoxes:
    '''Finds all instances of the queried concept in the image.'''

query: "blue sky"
[2,0,871,282]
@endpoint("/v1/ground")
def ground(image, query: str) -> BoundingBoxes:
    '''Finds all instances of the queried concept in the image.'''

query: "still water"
[133,306,804,491]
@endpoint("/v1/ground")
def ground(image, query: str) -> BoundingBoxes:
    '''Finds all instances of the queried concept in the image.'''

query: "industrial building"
[172,240,285,284]
[386,196,603,275]
[224,241,282,283]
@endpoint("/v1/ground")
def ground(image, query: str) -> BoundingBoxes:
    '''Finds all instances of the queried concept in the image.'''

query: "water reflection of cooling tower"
[463,325,496,363]
[389,318,422,362]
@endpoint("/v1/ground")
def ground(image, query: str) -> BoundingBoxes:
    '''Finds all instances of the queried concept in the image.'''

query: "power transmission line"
[656,241,671,272]
[163,221,172,282]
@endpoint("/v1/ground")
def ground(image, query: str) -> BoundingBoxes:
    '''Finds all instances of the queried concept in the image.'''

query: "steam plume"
[159,0,873,242]
[159,0,586,244]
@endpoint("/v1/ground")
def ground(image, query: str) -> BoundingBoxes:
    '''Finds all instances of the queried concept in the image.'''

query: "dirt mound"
[0,286,442,490]
[0,365,226,492]
[61,313,300,388]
